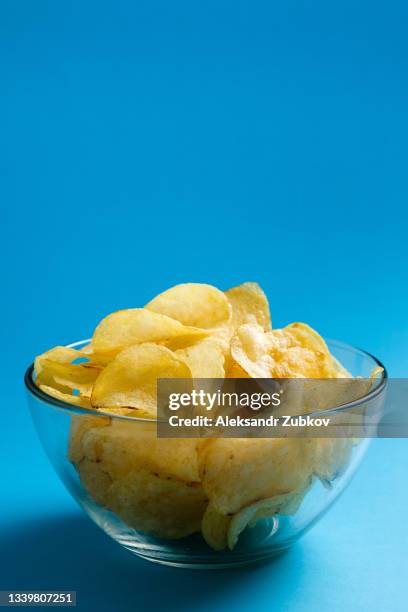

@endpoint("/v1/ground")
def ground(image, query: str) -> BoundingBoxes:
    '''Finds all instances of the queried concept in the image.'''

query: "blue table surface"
[1,1,407,610]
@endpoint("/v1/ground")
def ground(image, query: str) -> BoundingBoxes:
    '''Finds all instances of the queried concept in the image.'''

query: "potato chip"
[75,418,201,482]
[231,323,339,379]
[146,283,232,330]
[36,359,100,397]
[78,457,112,506]
[92,308,207,358]
[176,337,225,378]
[34,346,88,375]
[91,343,192,415]
[69,414,110,464]
[310,438,353,484]
[38,385,92,408]
[230,324,271,377]
[34,345,102,403]
[78,343,93,355]
[106,469,207,539]
[285,323,330,355]
[198,437,311,514]
[226,282,272,331]
[225,359,251,378]
[247,480,311,523]
[370,366,384,379]
[285,323,351,378]
[201,503,231,551]
[227,485,310,550]
[302,377,372,414]
[331,356,352,378]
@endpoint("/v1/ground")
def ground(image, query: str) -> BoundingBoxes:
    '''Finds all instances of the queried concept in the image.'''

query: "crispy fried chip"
[331,356,352,378]
[37,359,100,397]
[38,385,92,408]
[226,282,272,331]
[227,485,310,550]
[92,308,207,359]
[285,323,330,355]
[34,346,101,402]
[310,438,353,484]
[230,324,271,377]
[78,458,112,506]
[225,360,251,378]
[198,438,311,514]
[176,337,226,378]
[146,283,232,330]
[69,414,110,464]
[201,503,231,551]
[73,418,201,482]
[302,377,371,414]
[34,346,88,373]
[106,469,207,539]
[248,480,311,524]
[231,323,339,379]
[91,343,192,416]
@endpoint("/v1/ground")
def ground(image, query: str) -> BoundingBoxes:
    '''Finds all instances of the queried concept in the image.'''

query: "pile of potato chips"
[34,282,366,550]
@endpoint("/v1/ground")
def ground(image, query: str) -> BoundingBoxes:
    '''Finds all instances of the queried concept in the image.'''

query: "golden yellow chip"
[176,336,225,378]
[106,469,207,539]
[228,495,287,550]
[231,322,340,378]
[306,377,373,416]
[310,438,353,484]
[69,414,110,464]
[75,419,201,483]
[230,323,271,377]
[91,343,191,416]
[226,282,272,331]
[331,356,352,378]
[36,359,100,397]
[146,283,232,329]
[92,308,207,358]
[285,323,330,354]
[248,480,311,523]
[38,385,92,408]
[34,346,87,374]
[78,457,112,506]
[34,345,102,404]
[78,343,93,355]
[227,485,310,550]
[201,502,231,551]
[199,437,312,514]
[225,359,251,378]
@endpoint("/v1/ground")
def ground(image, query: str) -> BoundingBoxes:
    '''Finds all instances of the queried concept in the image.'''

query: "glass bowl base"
[112,516,294,569]
[82,498,301,568]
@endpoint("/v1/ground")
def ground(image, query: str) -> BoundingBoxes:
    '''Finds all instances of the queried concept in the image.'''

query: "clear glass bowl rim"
[24,337,388,423]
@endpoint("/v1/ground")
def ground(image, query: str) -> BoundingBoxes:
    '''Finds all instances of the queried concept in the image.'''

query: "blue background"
[1,1,407,610]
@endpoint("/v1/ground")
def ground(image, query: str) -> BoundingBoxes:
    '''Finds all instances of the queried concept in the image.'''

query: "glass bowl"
[24,339,386,569]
